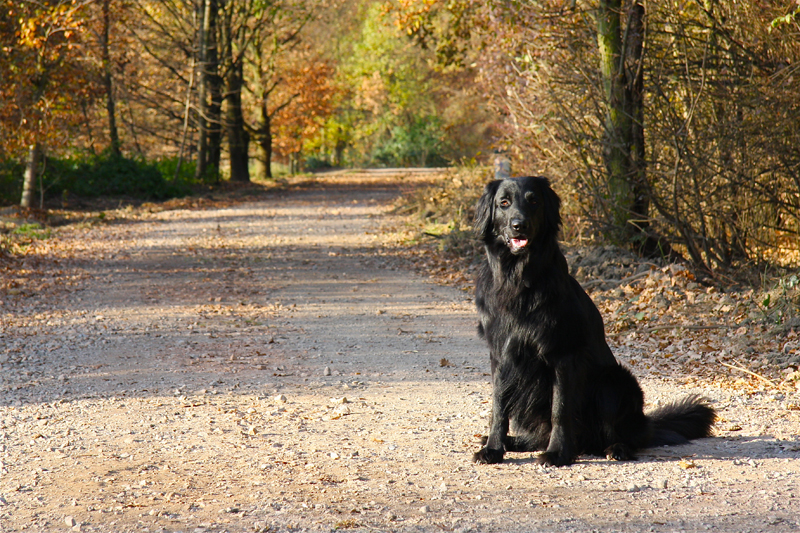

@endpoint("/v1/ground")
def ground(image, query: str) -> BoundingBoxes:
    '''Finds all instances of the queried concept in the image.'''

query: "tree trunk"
[226,60,250,182]
[597,0,650,241]
[334,135,345,167]
[101,0,121,157]
[195,0,215,181]
[254,139,272,179]
[597,0,631,230]
[624,2,648,226]
[255,136,273,180]
[21,143,41,208]
[206,0,223,182]
[175,56,196,181]
[253,98,273,179]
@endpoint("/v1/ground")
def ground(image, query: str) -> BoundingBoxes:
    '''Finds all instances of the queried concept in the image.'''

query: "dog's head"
[474,176,561,254]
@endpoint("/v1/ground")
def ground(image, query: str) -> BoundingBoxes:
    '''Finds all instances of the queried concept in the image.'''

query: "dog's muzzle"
[507,218,529,253]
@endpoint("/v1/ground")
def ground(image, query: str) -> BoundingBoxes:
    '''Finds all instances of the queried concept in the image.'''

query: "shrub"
[372,115,449,168]
[43,152,189,200]
[0,159,24,206]
[0,151,202,207]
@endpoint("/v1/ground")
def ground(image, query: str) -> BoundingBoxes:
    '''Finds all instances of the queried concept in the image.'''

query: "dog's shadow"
[479,435,800,466]
[642,434,800,462]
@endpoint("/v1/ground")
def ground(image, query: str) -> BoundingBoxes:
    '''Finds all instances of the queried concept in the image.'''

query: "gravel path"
[1,172,799,532]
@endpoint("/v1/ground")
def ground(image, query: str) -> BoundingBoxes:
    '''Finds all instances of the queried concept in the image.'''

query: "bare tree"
[216,0,311,182]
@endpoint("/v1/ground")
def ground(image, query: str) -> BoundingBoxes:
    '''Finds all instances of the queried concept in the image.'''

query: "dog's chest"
[482,280,564,348]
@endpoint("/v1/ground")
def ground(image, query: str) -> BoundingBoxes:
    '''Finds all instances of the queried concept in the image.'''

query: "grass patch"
[1,221,51,258]
[12,223,51,240]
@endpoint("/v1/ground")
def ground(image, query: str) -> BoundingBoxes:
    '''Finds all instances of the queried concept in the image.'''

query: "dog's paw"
[604,443,636,461]
[536,451,574,467]
[473,447,504,464]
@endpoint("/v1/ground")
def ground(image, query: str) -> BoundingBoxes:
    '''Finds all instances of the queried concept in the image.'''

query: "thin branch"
[720,362,778,386]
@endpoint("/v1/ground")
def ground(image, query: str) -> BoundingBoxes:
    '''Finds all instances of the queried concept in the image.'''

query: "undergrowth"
[395,166,800,335]
[757,273,800,332]
[394,166,489,264]
[0,151,213,207]
[0,222,51,259]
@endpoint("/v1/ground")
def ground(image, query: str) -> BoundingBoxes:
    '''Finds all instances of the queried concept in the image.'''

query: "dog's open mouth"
[509,237,529,252]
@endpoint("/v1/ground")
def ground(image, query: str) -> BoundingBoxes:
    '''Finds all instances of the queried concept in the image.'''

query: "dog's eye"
[525,192,537,204]
[498,198,511,208]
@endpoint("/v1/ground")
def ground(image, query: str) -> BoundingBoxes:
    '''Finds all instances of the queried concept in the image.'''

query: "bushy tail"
[647,395,716,447]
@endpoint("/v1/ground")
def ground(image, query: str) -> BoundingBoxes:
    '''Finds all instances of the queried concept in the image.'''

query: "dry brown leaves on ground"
[388,224,800,396]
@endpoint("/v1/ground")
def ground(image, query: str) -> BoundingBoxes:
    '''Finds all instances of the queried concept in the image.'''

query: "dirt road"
[1,172,799,532]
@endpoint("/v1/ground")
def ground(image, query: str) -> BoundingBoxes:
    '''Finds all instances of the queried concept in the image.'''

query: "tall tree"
[206,6,224,181]
[99,0,122,156]
[195,0,219,180]
[247,26,311,179]
[225,49,250,181]
[218,0,249,182]
[0,0,98,203]
[271,53,336,172]
[597,0,648,241]
[216,0,312,181]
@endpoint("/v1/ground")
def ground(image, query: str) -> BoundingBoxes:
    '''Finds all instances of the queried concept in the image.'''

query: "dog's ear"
[474,179,502,240]
[534,177,562,236]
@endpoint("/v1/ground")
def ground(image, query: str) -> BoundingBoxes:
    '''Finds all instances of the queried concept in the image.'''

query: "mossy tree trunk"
[597,0,648,241]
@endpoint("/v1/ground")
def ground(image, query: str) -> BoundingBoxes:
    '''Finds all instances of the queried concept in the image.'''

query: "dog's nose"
[511,218,526,232]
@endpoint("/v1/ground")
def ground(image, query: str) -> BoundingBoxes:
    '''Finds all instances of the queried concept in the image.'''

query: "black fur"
[472,176,716,466]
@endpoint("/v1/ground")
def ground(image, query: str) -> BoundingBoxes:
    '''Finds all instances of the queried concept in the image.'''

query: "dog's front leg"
[538,362,576,466]
[473,364,508,464]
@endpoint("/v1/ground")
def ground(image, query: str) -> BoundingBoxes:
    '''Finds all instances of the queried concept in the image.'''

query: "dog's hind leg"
[478,434,537,452]
[604,442,636,461]
[597,365,649,461]
[504,435,535,452]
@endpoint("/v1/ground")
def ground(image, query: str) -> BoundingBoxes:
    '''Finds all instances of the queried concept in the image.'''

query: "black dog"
[472,176,715,466]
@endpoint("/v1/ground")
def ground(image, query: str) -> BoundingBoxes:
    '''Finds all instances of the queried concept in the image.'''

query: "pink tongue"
[511,238,528,249]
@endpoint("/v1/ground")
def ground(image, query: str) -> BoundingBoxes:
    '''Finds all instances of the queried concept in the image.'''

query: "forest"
[2,0,800,273]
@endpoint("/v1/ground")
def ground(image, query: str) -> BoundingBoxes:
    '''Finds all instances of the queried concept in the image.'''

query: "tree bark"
[624,2,648,225]
[597,0,649,238]
[254,105,273,179]
[21,143,41,208]
[195,0,218,181]
[206,0,223,181]
[226,60,250,182]
[598,0,631,230]
[101,0,121,157]
[175,54,196,181]
[251,78,276,180]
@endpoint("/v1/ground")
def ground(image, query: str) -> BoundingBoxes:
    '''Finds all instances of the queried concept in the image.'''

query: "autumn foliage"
[2,0,800,273]
[0,0,99,158]
[270,56,336,167]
